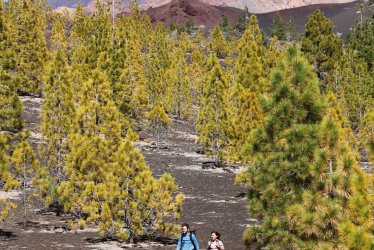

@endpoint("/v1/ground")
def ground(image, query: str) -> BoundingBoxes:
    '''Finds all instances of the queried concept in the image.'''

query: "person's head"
[181,223,190,234]
[211,231,220,241]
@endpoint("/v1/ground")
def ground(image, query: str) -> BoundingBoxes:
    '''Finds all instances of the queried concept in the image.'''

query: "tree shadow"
[0,229,17,241]
[235,192,246,198]
[85,237,113,244]
[134,235,177,245]
[85,234,178,246]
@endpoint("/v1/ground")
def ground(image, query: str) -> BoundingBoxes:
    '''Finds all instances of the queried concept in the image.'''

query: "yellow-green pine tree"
[0,0,23,133]
[74,69,121,147]
[8,0,48,95]
[86,1,112,69]
[286,112,371,249]
[0,133,19,222]
[113,17,148,131]
[68,2,90,107]
[188,49,205,104]
[145,23,171,108]
[58,66,121,229]
[96,140,184,240]
[197,53,231,165]
[263,36,282,79]
[146,105,172,149]
[209,26,228,59]
[50,13,67,54]
[360,108,374,162]
[11,135,39,226]
[230,89,262,163]
[337,49,363,130]
[325,91,358,155]
[301,10,343,89]
[230,17,266,162]
[167,48,192,119]
[37,50,75,205]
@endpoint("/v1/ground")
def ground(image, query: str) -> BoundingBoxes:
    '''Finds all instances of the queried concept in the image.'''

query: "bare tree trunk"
[23,151,27,227]
[214,87,219,166]
[112,0,115,47]
[157,124,160,149]
[329,159,333,174]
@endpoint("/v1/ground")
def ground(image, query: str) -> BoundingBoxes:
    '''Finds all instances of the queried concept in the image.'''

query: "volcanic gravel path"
[0,97,251,250]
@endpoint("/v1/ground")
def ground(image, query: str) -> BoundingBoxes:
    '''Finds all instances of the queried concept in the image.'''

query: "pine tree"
[69,2,89,45]
[112,17,148,131]
[74,68,121,148]
[197,54,231,165]
[50,13,67,53]
[107,16,129,89]
[347,14,374,70]
[188,49,204,104]
[8,0,48,95]
[286,112,371,249]
[166,48,192,119]
[97,140,184,240]
[147,105,172,149]
[145,23,171,108]
[263,36,282,79]
[37,50,75,205]
[335,49,364,130]
[230,89,262,163]
[86,1,112,69]
[301,10,343,89]
[242,46,372,249]
[325,91,358,154]
[192,27,206,49]
[360,108,374,162]
[11,134,39,226]
[209,26,228,59]
[0,0,23,133]
[220,15,229,32]
[242,46,325,248]
[270,14,286,40]
[234,20,266,93]
[178,32,194,54]
[57,67,120,229]
[58,65,183,241]
[236,14,247,32]
[0,133,19,222]
[68,2,90,106]
[229,20,266,162]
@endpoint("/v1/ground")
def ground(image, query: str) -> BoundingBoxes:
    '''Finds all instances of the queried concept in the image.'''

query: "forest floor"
[0,96,252,249]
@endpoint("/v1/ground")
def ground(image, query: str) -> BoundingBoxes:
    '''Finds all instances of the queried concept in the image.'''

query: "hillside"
[145,0,372,36]
[144,0,243,27]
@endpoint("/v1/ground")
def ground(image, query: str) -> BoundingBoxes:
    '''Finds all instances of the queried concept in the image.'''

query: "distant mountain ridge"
[48,0,358,13]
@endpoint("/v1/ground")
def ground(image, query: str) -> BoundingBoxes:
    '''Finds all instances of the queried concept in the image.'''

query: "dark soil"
[0,97,250,249]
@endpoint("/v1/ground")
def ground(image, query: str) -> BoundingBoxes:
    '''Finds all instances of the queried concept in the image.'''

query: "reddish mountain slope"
[145,0,243,27]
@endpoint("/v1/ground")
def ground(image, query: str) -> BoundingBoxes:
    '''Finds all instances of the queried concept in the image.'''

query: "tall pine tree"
[197,54,231,165]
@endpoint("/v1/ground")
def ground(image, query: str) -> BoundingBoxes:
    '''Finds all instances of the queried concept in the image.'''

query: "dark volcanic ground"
[0,97,250,249]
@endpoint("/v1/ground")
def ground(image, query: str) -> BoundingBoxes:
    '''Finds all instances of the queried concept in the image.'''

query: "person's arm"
[217,240,224,250]
[192,234,200,250]
[176,235,181,250]
[207,241,211,250]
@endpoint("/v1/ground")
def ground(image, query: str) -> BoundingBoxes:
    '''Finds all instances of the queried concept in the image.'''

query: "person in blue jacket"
[176,223,200,250]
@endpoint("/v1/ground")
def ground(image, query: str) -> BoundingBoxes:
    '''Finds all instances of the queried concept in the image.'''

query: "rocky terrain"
[145,0,372,36]
[0,97,251,249]
[145,0,243,27]
[198,0,358,13]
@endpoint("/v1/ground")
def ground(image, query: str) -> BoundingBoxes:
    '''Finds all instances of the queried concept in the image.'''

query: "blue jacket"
[176,232,200,250]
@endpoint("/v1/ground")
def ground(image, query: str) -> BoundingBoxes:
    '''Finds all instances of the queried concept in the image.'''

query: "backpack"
[179,230,197,250]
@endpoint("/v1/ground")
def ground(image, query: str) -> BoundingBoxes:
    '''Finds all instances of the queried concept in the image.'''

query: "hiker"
[207,231,224,250]
[176,223,200,250]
